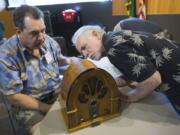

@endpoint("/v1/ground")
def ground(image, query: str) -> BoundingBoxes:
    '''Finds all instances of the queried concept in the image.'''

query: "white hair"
[72,25,106,46]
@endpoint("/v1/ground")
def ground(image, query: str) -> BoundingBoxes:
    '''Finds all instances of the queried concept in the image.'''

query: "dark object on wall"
[88,21,107,31]
[62,9,79,23]
[43,11,53,36]
[60,59,121,132]
[52,9,81,40]
[53,36,67,56]
[51,9,81,56]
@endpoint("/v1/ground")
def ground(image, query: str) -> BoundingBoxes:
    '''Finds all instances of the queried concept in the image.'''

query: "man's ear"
[15,27,21,34]
[92,30,101,39]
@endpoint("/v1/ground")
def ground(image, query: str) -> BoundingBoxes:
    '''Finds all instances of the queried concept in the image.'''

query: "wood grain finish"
[112,0,180,15]
[59,59,120,132]
[0,10,15,38]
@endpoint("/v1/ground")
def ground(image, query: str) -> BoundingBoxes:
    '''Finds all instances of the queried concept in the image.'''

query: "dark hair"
[13,5,44,30]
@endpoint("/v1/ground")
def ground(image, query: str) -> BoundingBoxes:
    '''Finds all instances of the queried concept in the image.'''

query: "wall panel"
[0,10,15,38]
[113,0,180,15]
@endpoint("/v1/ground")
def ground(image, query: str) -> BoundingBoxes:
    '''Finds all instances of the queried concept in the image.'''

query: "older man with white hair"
[72,25,180,116]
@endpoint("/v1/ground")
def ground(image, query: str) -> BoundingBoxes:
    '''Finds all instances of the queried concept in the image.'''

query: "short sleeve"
[107,41,156,82]
[0,58,23,95]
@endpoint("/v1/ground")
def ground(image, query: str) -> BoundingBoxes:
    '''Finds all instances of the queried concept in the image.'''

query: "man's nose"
[37,31,45,41]
[82,50,88,58]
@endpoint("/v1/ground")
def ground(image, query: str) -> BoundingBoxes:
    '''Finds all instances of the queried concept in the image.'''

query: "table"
[33,92,180,135]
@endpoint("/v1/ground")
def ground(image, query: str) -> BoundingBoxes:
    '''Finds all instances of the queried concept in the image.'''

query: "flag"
[124,0,137,17]
[137,0,146,19]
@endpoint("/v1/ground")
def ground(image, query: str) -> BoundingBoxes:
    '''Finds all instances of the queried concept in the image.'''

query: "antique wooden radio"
[59,59,120,132]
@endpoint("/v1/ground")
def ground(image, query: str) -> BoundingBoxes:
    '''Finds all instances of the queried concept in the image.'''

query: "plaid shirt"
[0,35,62,99]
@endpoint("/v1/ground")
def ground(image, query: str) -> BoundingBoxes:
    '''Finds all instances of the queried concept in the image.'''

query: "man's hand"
[66,56,81,65]
[58,54,80,65]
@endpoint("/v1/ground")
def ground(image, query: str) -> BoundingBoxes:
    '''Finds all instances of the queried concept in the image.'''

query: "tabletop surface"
[33,92,180,135]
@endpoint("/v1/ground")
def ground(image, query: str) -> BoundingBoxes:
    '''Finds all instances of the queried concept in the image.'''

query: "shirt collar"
[102,32,115,53]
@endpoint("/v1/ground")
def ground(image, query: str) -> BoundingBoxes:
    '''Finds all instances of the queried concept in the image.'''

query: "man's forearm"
[118,71,162,102]
[7,93,51,113]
